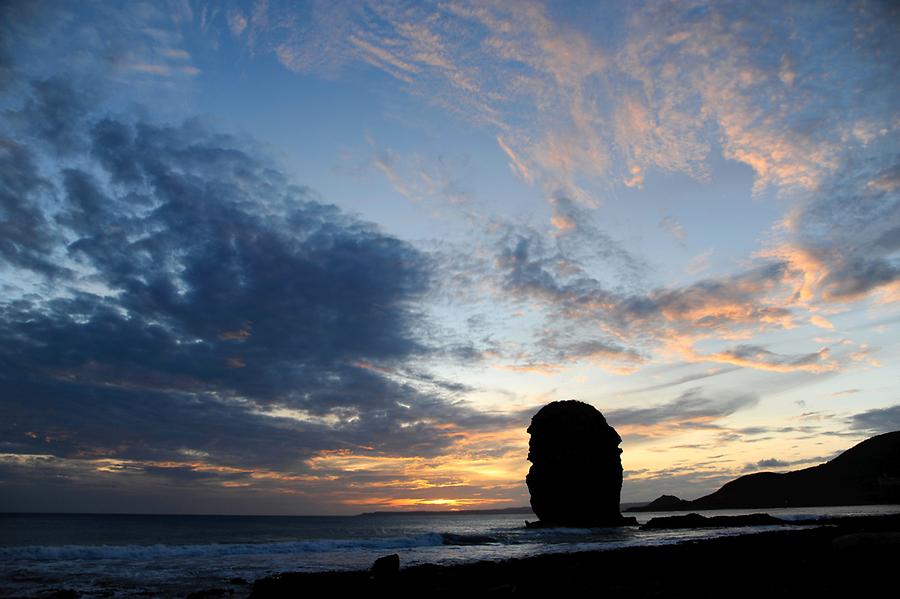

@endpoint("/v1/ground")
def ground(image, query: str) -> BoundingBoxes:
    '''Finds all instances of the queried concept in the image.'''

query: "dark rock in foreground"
[630,431,900,512]
[370,553,400,581]
[641,512,788,530]
[526,400,631,527]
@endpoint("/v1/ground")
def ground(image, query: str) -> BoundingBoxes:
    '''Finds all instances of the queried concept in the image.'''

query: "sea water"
[2,505,898,598]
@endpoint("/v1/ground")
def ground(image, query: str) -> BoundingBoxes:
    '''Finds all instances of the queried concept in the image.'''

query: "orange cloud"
[218,322,253,340]
[691,346,836,373]
[809,315,834,329]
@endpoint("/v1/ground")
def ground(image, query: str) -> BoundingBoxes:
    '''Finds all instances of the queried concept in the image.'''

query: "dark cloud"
[742,458,789,472]
[4,78,93,154]
[849,404,900,435]
[741,452,838,473]
[0,138,67,276]
[0,78,510,491]
[0,1,205,93]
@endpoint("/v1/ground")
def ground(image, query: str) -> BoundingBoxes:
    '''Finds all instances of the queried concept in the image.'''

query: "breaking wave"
[0,532,448,561]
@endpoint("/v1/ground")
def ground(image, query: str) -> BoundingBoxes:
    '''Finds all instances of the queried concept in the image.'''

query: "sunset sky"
[1,0,898,515]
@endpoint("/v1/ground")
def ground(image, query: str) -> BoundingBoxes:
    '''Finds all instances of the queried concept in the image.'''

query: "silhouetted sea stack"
[526,400,636,527]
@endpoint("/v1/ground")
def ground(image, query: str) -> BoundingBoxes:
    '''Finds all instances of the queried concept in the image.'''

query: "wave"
[777,514,826,522]
[0,533,447,561]
[440,532,499,545]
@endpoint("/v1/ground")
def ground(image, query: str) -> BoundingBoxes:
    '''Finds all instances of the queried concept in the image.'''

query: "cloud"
[849,404,900,435]
[207,0,900,390]
[3,0,897,512]
[658,215,686,243]
[3,78,93,155]
[366,137,473,206]
[742,458,789,472]
[763,159,900,305]
[245,0,899,319]
[488,231,803,369]
[620,366,741,395]
[497,136,533,185]
[483,217,891,375]
[244,1,896,214]
[227,10,248,37]
[607,387,758,440]
[685,249,713,276]
[693,344,837,374]
[1,1,201,91]
[0,78,520,510]
[495,334,645,376]
[741,453,838,473]
[235,0,610,203]
[809,315,834,329]
[0,137,68,277]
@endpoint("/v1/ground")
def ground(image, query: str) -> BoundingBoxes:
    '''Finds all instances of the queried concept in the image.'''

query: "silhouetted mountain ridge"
[629,431,900,511]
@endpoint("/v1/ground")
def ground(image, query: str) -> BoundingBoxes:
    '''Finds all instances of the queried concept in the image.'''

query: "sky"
[0,0,898,515]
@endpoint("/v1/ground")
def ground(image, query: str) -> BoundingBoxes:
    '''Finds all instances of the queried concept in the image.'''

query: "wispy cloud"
[243,1,895,206]
[690,345,837,374]
[244,0,899,319]
[620,367,742,395]
[608,387,758,441]
[659,215,686,244]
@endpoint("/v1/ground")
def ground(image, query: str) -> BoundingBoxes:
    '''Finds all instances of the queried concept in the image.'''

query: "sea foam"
[0,532,446,561]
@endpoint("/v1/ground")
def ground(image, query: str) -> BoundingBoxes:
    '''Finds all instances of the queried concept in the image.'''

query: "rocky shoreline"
[29,513,900,598]
[233,513,900,598]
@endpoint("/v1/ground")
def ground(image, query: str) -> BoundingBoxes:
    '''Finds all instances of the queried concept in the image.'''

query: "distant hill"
[629,494,692,512]
[629,431,900,512]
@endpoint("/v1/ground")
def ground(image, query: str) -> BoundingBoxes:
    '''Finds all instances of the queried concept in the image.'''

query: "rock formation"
[640,512,788,530]
[370,554,400,582]
[525,400,634,527]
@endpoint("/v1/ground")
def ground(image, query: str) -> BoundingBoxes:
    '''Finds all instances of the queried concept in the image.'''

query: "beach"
[4,509,899,598]
[246,514,900,598]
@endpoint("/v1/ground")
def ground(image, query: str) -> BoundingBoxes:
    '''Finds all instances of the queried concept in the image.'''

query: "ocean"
[2,505,898,598]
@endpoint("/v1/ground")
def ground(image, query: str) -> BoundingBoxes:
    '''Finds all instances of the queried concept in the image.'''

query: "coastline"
[240,513,900,598]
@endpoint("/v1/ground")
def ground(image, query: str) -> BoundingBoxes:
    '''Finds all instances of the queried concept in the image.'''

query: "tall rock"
[526,400,633,527]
